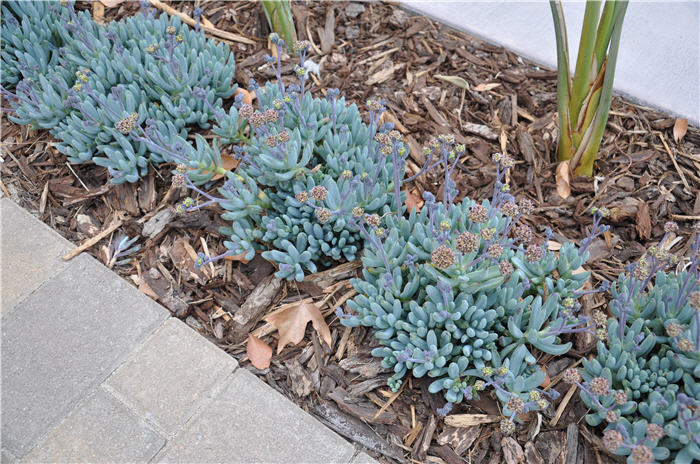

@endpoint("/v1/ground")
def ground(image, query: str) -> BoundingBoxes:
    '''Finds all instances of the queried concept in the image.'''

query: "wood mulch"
[2,2,699,463]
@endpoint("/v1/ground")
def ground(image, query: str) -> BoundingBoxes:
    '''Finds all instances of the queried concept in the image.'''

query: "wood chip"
[444,414,500,427]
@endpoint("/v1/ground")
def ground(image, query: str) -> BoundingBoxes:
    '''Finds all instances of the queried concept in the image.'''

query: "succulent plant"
[576,224,700,464]
[338,147,608,423]
[1,1,237,183]
[142,35,400,281]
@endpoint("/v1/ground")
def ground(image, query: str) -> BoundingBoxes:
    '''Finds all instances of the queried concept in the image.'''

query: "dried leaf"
[210,154,240,181]
[405,189,423,212]
[100,0,124,7]
[265,301,332,353]
[473,82,500,92]
[434,74,469,89]
[636,201,652,240]
[224,250,251,264]
[673,118,688,143]
[547,241,562,251]
[234,87,254,106]
[539,365,551,388]
[247,334,273,369]
[555,160,571,199]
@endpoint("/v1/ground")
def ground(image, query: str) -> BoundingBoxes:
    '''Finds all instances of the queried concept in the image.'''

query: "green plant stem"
[571,0,627,176]
[550,0,573,162]
[261,0,297,48]
[569,1,601,125]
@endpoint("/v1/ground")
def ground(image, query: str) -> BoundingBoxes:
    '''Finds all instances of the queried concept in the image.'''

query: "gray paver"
[0,198,74,316]
[350,452,379,464]
[1,449,18,464]
[158,369,355,464]
[106,318,237,437]
[402,1,700,124]
[21,387,165,464]
[1,253,169,458]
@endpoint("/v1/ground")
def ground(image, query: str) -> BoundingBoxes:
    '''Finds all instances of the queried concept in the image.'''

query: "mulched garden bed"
[2,2,699,463]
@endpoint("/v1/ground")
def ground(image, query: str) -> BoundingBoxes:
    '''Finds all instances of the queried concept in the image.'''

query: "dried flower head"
[166,25,176,35]
[537,399,549,410]
[456,232,479,254]
[265,134,278,147]
[500,202,519,218]
[519,198,534,215]
[529,390,540,401]
[172,173,185,186]
[645,423,664,441]
[473,380,485,391]
[469,204,488,223]
[488,243,504,258]
[365,214,381,228]
[506,396,525,414]
[116,112,138,134]
[264,108,278,123]
[613,390,627,405]
[589,377,610,396]
[498,366,509,376]
[630,445,653,464]
[514,224,532,243]
[592,310,607,327]
[295,191,308,203]
[352,206,364,218]
[249,111,266,127]
[239,104,254,119]
[563,368,581,385]
[678,338,694,352]
[176,163,187,174]
[175,34,184,43]
[481,366,494,377]
[315,208,331,224]
[480,227,496,241]
[342,170,353,179]
[602,430,624,452]
[606,410,619,423]
[310,186,328,202]
[277,130,290,143]
[664,221,679,233]
[689,291,700,310]
[431,245,456,269]
[499,261,514,278]
[666,322,683,338]
[500,419,515,435]
[526,245,544,263]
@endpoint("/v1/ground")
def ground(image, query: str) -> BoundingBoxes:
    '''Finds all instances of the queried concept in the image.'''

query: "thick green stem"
[261,0,297,48]
[572,1,628,176]
[550,0,574,162]
[569,1,601,125]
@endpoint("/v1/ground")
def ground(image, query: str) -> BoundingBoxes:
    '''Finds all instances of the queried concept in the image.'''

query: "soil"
[2,1,699,463]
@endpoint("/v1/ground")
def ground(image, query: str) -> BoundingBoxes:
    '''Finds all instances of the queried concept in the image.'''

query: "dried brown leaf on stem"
[265,301,331,353]
[556,160,572,199]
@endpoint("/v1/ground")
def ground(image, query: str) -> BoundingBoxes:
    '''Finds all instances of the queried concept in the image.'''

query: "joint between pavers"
[148,372,238,463]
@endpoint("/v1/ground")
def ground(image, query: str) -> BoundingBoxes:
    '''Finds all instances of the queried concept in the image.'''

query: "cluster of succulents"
[143,34,400,281]
[570,223,700,464]
[337,143,610,426]
[1,0,237,183]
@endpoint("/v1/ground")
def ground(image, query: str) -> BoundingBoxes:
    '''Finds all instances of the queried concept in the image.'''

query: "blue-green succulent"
[1,1,237,183]
[337,147,609,427]
[149,36,400,282]
[575,224,700,464]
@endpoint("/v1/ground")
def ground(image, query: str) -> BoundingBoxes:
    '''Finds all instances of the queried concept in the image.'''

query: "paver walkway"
[1,198,377,464]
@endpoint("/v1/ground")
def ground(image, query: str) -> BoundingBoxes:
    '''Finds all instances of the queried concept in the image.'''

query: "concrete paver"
[158,369,355,464]
[21,387,165,463]
[0,198,73,316]
[350,452,380,464]
[106,318,237,437]
[0,253,168,458]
